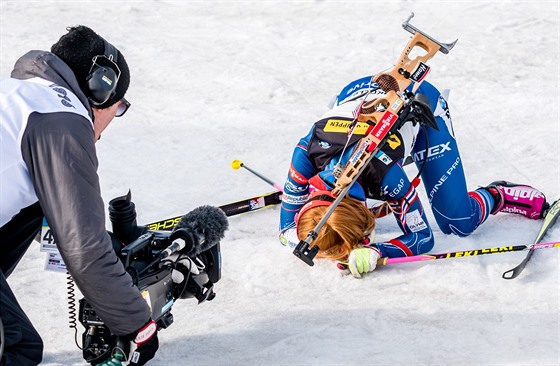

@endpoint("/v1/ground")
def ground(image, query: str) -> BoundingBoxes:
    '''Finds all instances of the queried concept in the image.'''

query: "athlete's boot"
[483,181,549,219]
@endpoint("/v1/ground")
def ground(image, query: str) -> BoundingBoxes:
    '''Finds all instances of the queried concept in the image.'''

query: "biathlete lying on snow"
[278,74,549,278]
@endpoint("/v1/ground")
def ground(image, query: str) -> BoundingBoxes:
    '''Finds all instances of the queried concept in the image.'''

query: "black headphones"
[86,39,121,105]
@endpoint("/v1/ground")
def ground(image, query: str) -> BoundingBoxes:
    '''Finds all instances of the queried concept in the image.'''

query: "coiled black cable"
[66,272,82,349]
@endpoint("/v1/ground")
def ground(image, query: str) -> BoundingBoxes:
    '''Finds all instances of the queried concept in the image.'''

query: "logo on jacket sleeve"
[285,181,309,193]
[282,193,310,205]
[289,164,308,185]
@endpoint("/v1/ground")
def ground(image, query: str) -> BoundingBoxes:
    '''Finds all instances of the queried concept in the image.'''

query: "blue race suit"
[279,77,495,258]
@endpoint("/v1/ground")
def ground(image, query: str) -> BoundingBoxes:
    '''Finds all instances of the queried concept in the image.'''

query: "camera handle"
[119,233,153,270]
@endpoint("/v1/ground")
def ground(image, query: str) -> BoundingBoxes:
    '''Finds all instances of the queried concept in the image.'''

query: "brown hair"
[297,197,375,261]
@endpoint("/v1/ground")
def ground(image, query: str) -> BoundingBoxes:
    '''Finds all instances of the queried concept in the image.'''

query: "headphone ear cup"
[87,65,118,105]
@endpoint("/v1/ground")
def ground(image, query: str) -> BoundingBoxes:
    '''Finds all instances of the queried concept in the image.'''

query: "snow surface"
[1,1,559,365]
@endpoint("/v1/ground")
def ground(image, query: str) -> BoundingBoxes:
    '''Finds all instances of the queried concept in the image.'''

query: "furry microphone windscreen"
[175,205,229,257]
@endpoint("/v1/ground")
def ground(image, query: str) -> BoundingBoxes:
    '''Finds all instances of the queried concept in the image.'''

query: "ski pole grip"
[293,240,319,266]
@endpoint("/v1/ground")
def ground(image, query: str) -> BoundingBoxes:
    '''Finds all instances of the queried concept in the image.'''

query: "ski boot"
[483,181,549,219]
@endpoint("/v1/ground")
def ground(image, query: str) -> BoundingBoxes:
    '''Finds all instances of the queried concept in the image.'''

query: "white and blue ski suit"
[279,76,495,258]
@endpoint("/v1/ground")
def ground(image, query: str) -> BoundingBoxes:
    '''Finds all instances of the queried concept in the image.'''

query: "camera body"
[79,192,221,364]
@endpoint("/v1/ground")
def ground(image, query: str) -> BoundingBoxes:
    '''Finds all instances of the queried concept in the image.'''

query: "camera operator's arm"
[21,113,151,336]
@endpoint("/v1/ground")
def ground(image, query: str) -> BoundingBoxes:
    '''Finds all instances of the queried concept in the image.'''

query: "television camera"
[78,191,228,364]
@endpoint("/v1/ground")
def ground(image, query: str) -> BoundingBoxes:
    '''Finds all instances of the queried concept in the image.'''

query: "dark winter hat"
[51,25,130,109]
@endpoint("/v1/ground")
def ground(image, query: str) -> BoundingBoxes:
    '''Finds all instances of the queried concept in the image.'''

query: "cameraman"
[1,26,157,365]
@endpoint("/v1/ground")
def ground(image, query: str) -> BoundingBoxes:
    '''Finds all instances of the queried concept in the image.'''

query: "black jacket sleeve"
[21,111,151,335]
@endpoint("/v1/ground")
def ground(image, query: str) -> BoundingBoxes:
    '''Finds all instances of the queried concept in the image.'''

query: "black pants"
[0,202,44,366]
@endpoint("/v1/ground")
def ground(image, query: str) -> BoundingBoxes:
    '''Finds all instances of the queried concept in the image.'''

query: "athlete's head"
[296,190,375,261]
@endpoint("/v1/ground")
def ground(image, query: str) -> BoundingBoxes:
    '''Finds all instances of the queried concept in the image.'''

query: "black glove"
[128,320,159,366]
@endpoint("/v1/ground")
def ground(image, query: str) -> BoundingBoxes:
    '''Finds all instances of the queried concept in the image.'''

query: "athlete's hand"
[347,247,381,278]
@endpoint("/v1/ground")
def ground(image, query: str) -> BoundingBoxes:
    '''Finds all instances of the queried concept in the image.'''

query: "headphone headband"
[103,39,118,63]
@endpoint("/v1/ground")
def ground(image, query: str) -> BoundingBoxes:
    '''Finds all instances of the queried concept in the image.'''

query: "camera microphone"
[159,231,190,259]
[174,205,229,257]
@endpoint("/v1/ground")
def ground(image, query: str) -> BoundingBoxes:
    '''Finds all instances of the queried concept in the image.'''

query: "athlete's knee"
[417,230,435,254]
[435,217,476,237]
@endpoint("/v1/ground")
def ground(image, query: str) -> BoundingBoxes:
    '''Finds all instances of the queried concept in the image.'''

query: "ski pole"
[231,160,283,192]
[501,198,560,279]
[379,240,560,266]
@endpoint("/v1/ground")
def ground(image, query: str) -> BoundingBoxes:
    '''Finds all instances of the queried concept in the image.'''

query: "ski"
[145,191,282,231]
[502,199,560,279]
[217,190,282,217]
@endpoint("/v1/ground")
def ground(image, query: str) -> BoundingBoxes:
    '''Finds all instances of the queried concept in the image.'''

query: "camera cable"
[66,273,83,349]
